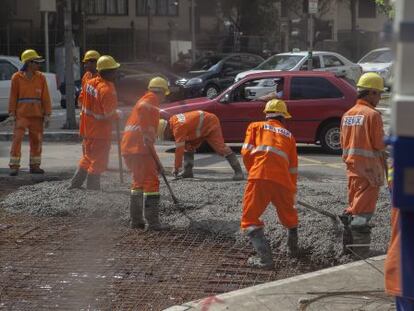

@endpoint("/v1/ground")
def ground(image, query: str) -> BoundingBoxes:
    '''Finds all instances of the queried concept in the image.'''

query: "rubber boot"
[9,167,19,176]
[246,228,273,269]
[86,174,101,190]
[30,166,45,174]
[350,226,371,259]
[339,213,353,255]
[225,153,244,181]
[130,191,145,229]
[144,194,169,231]
[178,152,194,178]
[68,167,88,189]
[287,227,299,256]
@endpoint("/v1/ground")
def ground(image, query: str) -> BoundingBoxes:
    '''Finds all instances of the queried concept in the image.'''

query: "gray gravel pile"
[1,172,391,266]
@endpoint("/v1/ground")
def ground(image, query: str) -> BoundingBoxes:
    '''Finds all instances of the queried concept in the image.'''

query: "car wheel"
[204,85,220,99]
[320,121,342,154]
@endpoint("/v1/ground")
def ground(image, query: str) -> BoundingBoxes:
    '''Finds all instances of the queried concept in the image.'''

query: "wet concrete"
[0,171,391,267]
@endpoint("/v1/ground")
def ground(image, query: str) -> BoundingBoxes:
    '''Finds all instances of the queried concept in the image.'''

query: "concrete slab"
[164,256,394,311]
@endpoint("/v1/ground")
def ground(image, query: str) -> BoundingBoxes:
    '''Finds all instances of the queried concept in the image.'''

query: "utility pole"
[40,0,56,72]
[147,0,152,57]
[64,0,77,129]
[191,0,196,63]
[307,0,318,70]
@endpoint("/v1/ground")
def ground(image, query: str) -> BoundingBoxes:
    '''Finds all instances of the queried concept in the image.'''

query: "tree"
[375,0,395,18]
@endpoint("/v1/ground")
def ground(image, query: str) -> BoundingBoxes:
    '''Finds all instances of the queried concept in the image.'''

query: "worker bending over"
[69,55,120,190]
[158,110,244,180]
[121,77,169,231]
[340,72,386,258]
[241,99,299,269]
[8,49,51,176]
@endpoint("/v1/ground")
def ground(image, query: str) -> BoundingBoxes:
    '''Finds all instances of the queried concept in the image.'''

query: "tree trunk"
[350,0,358,60]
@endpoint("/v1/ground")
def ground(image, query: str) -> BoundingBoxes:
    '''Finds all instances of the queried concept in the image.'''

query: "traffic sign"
[309,0,318,14]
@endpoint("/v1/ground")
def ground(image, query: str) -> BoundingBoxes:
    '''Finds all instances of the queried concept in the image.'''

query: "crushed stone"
[1,171,391,267]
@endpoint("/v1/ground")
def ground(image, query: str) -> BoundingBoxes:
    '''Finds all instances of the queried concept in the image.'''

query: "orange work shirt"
[241,119,298,192]
[121,91,160,155]
[340,99,385,186]
[169,110,219,170]
[79,76,118,140]
[8,71,51,118]
[78,71,98,107]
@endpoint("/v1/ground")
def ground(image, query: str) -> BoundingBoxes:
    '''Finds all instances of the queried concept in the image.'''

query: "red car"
[160,71,357,154]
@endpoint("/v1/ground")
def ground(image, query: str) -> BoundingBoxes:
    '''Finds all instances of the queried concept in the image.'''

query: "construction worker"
[121,77,170,231]
[340,72,386,258]
[241,99,298,269]
[8,49,51,176]
[68,55,120,190]
[157,111,244,180]
[78,50,101,107]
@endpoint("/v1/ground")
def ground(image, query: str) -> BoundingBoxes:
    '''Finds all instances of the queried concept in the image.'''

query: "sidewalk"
[165,256,394,311]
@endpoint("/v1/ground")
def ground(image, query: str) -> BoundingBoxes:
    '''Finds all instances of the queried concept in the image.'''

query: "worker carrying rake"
[240,99,299,269]
[68,55,121,191]
[157,110,244,180]
[121,77,170,231]
[340,72,386,258]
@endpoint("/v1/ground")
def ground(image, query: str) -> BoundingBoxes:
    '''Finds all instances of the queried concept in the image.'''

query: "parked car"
[161,71,357,154]
[358,47,393,89]
[175,53,264,99]
[235,51,362,85]
[116,61,182,106]
[59,80,81,109]
[0,56,61,117]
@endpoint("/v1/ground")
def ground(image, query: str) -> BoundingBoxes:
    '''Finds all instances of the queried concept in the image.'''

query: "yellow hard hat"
[148,77,170,95]
[96,55,120,72]
[357,72,384,92]
[263,99,291,118]
[82,50,101,62]
[21,49,43,63]
[157,119,169,141]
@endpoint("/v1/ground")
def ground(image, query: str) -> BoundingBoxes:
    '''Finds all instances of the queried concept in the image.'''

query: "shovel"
[297,200,340,224]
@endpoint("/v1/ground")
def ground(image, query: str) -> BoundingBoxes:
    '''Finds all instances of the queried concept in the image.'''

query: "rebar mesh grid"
[0,213,320,311]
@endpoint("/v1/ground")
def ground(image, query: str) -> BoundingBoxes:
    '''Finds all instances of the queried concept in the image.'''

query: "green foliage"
[374,0,395,19]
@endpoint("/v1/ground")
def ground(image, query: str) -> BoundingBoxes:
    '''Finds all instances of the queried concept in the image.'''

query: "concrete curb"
[163,255,386,311]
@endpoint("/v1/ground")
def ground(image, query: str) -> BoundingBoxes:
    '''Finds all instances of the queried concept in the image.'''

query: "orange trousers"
[346,175,380,215]
[241,179,298,230]
[186,127,232,156]
[9,117,44,168]
[124,154,159,193]
[79,138,111,175]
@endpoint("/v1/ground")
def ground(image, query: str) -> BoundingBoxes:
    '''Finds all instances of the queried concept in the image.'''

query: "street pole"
[64,0,77,129]
[307,13,314,70]
[191,0,196,63]
[44,11,50,72]
[147,0,152,56]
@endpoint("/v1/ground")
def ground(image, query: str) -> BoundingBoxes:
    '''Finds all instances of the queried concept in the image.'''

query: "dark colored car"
[60,80,81,109]
[115,61,182,106]
[161,71,357,154]
[175,53,264,99]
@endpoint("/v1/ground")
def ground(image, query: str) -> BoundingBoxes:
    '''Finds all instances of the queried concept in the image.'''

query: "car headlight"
[185,78,203,87]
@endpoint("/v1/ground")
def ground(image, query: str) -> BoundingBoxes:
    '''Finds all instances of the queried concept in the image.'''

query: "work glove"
[43,115,50,129]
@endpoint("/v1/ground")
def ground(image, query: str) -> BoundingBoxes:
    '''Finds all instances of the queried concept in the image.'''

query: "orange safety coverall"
[241,119,298,230]
[385,207,402,297]
[169,111,232,171]
[340,99,385,216]
[8,71,51,168]
[121,91,160,193]
[78,76,118,175]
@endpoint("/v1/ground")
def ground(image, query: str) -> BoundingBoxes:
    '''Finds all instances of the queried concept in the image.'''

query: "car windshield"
[359,50,393,63]
[256,55,303,70]
[190,56,223,71]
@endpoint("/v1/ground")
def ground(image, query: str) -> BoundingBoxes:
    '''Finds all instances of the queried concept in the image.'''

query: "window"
[233,77,283,102]
[136,0,178,16]
[290,77,343,100]
[241,55,264,69]
[323,55,344,68]
[86,0,128,15]
[0,61,17,81]
[223,56,243,73]
[358,0,376,18]
[300,56,322,70]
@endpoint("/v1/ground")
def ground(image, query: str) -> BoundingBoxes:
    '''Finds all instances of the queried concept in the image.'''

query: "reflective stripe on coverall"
[169,111,232,171]
[78,76,118,174]
[121,92,160,194]
[340,99,385,217]
[241,119,298,230]
[8,71,51,168]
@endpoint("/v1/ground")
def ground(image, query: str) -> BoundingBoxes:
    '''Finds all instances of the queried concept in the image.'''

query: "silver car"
[358,47,393,88]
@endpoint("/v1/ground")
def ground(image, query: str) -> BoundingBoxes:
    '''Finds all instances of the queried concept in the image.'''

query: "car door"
[213,76,283,142]
[321,54,347,76]
[285,76,344,143]
[0,60,18,115]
